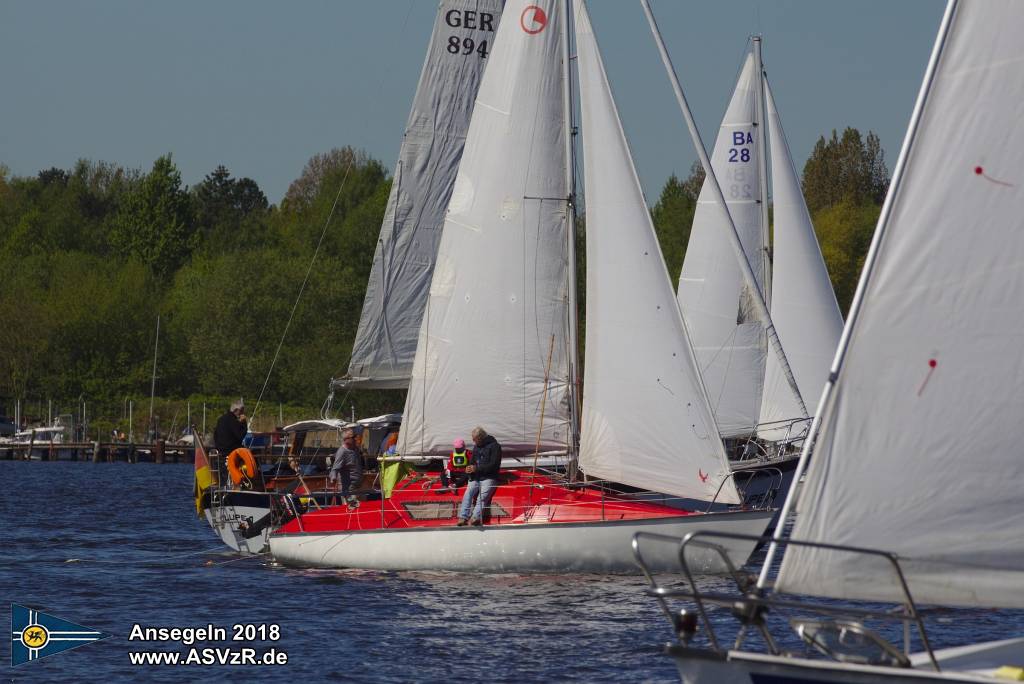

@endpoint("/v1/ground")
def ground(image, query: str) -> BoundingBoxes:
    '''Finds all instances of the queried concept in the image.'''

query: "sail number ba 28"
[727,130,755,199]
[445,9,495,59]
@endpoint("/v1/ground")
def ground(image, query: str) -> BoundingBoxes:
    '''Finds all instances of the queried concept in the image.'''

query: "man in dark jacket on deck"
[214,400,247,455]
[214,400,247,484]
[457,426,502,526]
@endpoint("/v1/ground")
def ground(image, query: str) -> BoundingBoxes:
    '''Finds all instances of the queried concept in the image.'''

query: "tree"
[812,199,881,313]
[192,166,269,254]
[0,255,54,399]
[275,147,388,254]
[679,160,705,200]
[109,154,196,277]
[284,147,369,211]
[651,162,703,288]
[802,128,889,213]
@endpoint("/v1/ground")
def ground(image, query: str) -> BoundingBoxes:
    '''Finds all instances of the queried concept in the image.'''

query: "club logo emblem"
[520,5,548,34]
[11,604,110,666]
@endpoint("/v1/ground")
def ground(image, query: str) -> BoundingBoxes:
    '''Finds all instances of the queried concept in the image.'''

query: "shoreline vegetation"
[0,128,886,438]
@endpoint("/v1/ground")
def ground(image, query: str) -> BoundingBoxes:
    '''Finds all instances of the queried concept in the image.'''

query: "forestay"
[346,0,504,389]
[776,0,1024,608]
[677,54,767,438]
[574,0,739,504]
[757,81,842,441]
[399,0,572,456]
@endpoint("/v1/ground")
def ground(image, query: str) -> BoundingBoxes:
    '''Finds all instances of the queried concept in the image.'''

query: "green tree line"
[0,148,396,431]
[0,127,885,433]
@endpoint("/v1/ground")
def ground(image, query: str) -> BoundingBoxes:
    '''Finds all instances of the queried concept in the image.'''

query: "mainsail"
[398,0,572,456]
[776,0,1024,608]
[756,80,843,441]
[574,0,739,504]
[346,0,505,389]
[676,54,768,438]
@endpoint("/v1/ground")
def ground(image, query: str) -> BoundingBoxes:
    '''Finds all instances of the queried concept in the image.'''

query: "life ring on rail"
[227,448,258,487]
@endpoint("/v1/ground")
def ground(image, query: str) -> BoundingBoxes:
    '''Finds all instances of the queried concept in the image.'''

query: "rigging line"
[60,546,227,565]
[520,47,555,445]
[251,159,356,424]
[523,185,528,443]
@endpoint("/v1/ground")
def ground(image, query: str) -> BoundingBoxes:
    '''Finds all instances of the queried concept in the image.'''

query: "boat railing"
[743,417,812,461]
[703,467,783,512]
[630,529,939,670]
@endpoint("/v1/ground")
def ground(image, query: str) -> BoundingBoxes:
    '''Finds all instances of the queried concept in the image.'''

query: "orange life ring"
[227,448,258,486]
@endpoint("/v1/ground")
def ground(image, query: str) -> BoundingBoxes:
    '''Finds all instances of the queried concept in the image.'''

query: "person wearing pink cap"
[440,437,470,493]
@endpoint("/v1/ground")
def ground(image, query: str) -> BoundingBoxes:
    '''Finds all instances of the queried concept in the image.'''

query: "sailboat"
[636,0,1024,678]
[677,41,843,447]
[341,1,506,390]
[198,0,501,554]
[268,0,776,574]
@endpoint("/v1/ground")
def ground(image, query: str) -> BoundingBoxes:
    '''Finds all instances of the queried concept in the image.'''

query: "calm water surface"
[3,461,1022,683]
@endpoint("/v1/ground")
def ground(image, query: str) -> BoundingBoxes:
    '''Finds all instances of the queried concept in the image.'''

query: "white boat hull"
[670,643,1024,684]
[269,509,774,573]
[204,492,276,555]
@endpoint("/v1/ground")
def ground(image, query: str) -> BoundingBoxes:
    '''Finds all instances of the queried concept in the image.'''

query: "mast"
[640,0,806,418]
[562,0,581,459]
[148,314,159,437]
[756,0,961,589]
[753,36,771,308]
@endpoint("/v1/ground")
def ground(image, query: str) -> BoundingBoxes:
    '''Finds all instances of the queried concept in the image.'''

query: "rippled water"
[4,461,1022,683]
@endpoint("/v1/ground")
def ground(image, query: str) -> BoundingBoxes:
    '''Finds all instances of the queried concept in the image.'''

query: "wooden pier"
[0,441,293,464]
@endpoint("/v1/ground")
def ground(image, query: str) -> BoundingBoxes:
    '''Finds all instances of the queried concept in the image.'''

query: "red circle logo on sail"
[520,5,548,34]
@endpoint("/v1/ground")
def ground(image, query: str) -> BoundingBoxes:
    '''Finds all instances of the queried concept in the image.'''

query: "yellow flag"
[193,435,214,516]
[380,458,412,499]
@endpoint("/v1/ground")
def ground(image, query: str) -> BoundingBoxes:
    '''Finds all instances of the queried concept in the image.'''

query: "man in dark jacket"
[214,400,247,483]
[457,426,502,526]
[214,400,247,454]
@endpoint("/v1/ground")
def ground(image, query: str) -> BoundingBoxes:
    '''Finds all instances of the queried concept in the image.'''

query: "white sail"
[399,0,572,456]
[677,54,767,438]
[346,0,504,389]
[757,81,842,441]
[776,0,1024,608]
[574,0,739,504]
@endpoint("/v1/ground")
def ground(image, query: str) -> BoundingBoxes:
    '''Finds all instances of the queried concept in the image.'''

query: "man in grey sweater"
[329,429,363,508]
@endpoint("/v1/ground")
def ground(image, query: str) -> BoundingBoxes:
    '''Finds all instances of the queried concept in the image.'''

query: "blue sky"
[1,1,944,205]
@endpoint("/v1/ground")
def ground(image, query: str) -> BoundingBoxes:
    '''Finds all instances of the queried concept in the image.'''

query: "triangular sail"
[677,55,767,438]
[399,0,572,456]
[757,81,842,441]
[346,0,505,389]
[574,0,739,504]
[776,0,1024,608]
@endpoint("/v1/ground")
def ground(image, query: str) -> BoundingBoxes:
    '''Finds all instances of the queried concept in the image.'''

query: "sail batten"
[574,0,739,504]
[757,80,843,441]
[346,0,504,389]
[676,54,768,438]
[776,0,1024,609]
[398,0,572,456]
